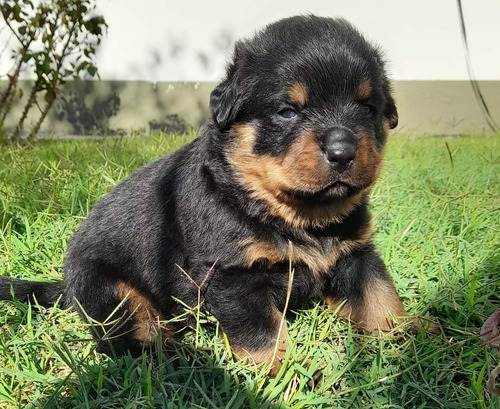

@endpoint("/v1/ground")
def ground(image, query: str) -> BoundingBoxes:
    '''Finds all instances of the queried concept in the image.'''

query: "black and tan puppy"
[0,15,405,375]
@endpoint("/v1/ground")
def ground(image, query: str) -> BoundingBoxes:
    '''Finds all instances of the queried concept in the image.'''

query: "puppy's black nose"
[322,128,357,172]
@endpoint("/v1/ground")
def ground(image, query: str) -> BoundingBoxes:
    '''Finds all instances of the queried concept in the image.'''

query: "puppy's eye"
[278,108,297,119]
[362,104,375,116]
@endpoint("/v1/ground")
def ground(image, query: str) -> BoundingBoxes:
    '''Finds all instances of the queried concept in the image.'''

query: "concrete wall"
[2,80,499,137]
[393,81,500,135]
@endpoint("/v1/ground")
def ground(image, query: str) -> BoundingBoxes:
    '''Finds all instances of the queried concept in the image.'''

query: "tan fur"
[288,82,308,105]
[232,311,288,376]
[115,282,175,344]
[357,79,372,99]
[348,129,384,188]
[326,279,407,332]
[226,124,365,228]
[239,224,373,275]
[383,118,391,136]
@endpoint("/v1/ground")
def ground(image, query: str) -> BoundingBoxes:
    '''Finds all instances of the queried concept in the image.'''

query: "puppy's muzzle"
[321,127,358,173]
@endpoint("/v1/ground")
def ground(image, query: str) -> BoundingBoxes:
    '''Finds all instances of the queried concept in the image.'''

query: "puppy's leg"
[64,262,172,355]
[230,319,287,377]
[204,276,288,376]
[323,244,407,333]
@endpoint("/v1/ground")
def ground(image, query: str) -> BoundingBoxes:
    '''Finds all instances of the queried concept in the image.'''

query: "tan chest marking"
[239,225,372,274]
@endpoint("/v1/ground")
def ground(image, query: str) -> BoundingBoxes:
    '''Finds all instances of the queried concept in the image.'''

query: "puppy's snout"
[322,127,357,172]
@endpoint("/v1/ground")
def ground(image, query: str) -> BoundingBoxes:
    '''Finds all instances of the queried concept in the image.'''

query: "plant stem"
[0,42,33,128]
[29,93,55,141]
[12,79,39,142]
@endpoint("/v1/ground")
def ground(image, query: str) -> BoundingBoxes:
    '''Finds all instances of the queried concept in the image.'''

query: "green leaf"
[41,56,51,74]
[1,5,13,20]
[13,4,21,21]
[76,61,88,72]
[87,65,97,76]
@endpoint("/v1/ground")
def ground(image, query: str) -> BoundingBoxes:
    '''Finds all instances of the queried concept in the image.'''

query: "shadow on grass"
[0,297,288,408]
[41,335,287,409]
[384,251,500,408]
[2,275,498,408]
[431,253,499,331]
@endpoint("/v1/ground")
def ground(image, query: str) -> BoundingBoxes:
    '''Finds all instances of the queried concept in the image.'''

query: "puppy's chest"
[238,228,370,275]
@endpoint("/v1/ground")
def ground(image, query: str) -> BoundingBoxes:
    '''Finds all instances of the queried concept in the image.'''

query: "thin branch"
[2,15,26,46]
[176,259,218,348]
[456,0,498,132]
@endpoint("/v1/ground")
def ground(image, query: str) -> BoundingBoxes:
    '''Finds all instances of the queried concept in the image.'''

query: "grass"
[0,133,499,408]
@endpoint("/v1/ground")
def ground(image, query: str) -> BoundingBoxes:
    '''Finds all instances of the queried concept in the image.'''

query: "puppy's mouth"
[284,181,353,202]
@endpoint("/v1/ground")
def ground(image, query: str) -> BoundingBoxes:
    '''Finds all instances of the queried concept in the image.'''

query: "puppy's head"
[210,15,398,228]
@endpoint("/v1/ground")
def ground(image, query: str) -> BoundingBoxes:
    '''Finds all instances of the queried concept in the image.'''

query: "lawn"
[0,134,499,408]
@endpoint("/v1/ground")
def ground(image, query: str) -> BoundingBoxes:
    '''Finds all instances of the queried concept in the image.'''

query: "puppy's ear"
[384,91,398,129]
[210,43,247,130]
[210,66,239,130]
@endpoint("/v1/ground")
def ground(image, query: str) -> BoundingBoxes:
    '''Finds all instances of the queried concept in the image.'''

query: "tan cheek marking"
[228,125,326,194]
[227,124,366,228]
[227,124,289,193]
[239,224,373,275]
[352,130,384,187]
[288,82,308,105]
[383,118,391,136]
[281,130,331,190]
[357,78,372,99]
[115,282,175,344]
[326,279,407,333]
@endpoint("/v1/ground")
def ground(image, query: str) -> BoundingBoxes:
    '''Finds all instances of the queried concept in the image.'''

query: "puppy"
[0,15,404,375]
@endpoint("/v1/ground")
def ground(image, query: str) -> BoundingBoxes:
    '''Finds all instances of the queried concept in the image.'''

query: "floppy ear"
[210,43,249,130]
[384,91,398,129]
[209,64,240,130]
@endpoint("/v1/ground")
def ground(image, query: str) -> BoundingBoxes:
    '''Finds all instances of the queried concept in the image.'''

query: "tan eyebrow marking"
[288,82,308,105]
[357,79,372,99]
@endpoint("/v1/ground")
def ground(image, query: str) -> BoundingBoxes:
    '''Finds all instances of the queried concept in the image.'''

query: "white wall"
[1,0,499,82]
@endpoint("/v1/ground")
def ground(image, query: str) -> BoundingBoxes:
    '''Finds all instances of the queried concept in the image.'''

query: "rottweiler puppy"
[0,15,404,375]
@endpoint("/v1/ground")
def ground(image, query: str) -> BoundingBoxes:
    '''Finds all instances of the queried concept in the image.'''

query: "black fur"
[0,278,63,307]
[0,15,404,362]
